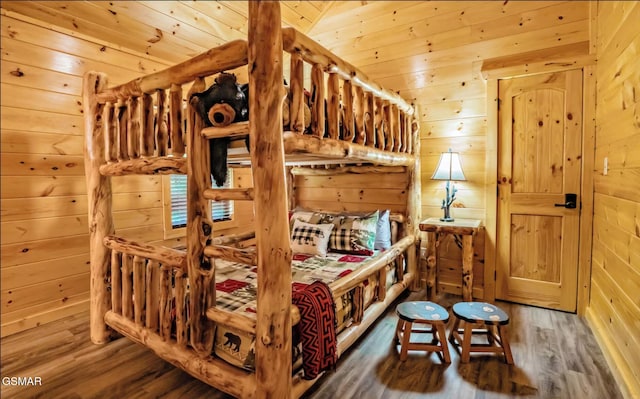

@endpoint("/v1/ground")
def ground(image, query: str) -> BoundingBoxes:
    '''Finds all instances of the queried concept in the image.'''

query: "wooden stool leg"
[498,325,514,364]
[486,324,496,345]
[394,319,404,344]
[449,317,461,345]
[435,322,451,363]
[460,321,473,363]
[399,321,413,361]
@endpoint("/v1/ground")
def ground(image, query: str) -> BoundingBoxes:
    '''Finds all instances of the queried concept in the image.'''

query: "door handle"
[555,193,577,209]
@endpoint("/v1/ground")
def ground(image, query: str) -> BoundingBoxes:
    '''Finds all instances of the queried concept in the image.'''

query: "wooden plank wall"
[587,2,640,398]
[0,12,254,337]
[309,2,590,299]
[294,170,408,215]
[412,2,584,299]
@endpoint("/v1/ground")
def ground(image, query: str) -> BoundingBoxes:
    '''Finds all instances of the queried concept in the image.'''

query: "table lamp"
[431,148,466,222]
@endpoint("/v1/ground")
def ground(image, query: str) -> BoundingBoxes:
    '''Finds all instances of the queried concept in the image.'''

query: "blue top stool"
[394,301,451,363]
[449,301,514,364]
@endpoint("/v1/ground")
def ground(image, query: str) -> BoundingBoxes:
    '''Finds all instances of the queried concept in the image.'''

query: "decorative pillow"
[290,219,334,256]
[375,209,392,250]
[327,210,379,255]
[289,208,323,230]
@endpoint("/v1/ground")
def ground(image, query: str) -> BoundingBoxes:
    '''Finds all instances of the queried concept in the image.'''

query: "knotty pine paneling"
[3,254,90,290]
[3,2,206,64]
[294,171,408,215]
[1,60,82,95]
[1,235,89,268]
[0,10,174,336]
[2,0,331,67]
[0,295,89,337]
[1,17,168,83]
[1,130,84,156]
[1,107,83,135]
[310,1,589,303]
[588,2,640,397]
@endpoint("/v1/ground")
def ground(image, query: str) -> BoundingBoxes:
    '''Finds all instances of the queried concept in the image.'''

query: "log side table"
[419,217,482,302]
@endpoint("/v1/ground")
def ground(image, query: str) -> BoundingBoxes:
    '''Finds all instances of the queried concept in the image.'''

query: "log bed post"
[249,2,293,398]
[186,77,215,355]
[83,72,115,344]
[407,110,422,290]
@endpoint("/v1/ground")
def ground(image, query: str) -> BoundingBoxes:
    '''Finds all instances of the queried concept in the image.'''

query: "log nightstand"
[419,217,482,302]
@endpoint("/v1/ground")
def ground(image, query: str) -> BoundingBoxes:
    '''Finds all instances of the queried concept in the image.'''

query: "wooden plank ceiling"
[2,2,588,74]
[1,1,333,63]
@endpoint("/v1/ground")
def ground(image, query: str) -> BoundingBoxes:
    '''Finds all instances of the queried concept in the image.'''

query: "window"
[163,170,236,239]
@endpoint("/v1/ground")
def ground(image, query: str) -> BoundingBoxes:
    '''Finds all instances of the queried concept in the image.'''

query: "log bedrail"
[94,27,418,175]
[203,244,257,266]
[98,156,187,176]
[203,187,254,201]
[95,40,248,173]
[205,305,302,336]
[104,311,257,399]
[103,235,187,270]
[281,27,417,155]
[103,235,189,340]
[103,236,190,342]
[201,121,250,139]
[95,40,249,103]
[100,88,186,171]
[329,234,415,298]
[211,230,257,247]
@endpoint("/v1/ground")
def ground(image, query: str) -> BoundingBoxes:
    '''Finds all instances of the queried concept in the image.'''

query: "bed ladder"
[199,121,257,266]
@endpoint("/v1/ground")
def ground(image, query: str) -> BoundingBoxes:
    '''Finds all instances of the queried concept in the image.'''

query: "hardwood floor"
[1,291,623,399]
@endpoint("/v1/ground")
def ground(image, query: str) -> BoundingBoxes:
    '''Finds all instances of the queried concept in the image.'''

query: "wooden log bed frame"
[82,2,421,398]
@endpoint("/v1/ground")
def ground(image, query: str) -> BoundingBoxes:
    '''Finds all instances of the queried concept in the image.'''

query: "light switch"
[603,157,608,176]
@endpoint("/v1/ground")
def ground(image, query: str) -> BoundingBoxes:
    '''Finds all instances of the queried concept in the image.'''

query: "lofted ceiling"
[1,1,335,63]
[2,1,590,142]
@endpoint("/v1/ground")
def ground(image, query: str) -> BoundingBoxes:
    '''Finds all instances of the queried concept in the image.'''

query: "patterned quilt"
[213,251,380,372]
[215,252,373,317]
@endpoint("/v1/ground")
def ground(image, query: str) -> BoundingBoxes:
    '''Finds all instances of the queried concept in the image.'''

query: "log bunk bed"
[82,2,421,398]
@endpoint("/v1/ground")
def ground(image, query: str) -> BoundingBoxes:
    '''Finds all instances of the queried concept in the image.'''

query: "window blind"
[169,171,233,229]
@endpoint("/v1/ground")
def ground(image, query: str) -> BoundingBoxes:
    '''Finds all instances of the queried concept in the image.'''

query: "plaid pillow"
[290,219,334,257]
[327,211,379,255]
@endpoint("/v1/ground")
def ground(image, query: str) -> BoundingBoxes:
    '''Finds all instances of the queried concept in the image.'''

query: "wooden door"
[496,70,582,312]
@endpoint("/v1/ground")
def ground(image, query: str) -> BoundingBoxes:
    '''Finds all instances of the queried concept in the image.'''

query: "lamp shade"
[431,149,466,181]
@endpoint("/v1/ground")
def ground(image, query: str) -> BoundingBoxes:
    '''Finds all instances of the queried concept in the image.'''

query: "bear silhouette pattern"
[223,332,242,353]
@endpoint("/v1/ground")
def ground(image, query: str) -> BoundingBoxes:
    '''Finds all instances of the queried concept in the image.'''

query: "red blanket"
[292,281,337,379]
